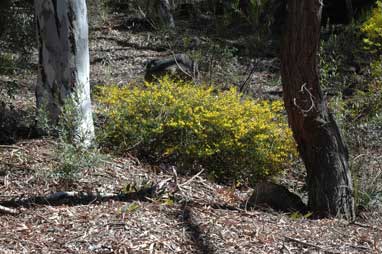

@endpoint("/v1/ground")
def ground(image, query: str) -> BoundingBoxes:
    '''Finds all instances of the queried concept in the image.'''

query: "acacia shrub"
[361,0,382,52]
[96,78,296,185]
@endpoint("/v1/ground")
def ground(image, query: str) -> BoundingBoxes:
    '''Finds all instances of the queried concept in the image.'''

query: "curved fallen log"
[0,204,18,215]
[0,187,156,211]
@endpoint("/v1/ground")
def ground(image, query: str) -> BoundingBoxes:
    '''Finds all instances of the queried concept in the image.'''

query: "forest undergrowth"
[0,1,381,253]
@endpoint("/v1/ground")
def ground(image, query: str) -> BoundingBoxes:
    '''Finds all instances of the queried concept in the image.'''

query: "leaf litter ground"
[0,11,381,254]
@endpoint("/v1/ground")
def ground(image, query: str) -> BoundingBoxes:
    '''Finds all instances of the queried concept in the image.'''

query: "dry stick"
[346,244,371,251]
[0,190,153,210]
[179,169,205,187]
[281,243,292,254]
[284,236,340,254]
[239,63,256,93]
[0,145,28,152]
[137,5,159,31]
[0,204,18,215]
[351,221,382,232]
[166,42,195,81]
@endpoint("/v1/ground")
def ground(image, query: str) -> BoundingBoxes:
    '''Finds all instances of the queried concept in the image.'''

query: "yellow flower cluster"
[361,1,382,51]
[96,77,297,185]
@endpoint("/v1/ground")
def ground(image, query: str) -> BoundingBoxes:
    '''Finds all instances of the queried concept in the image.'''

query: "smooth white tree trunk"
[35,0,94,147]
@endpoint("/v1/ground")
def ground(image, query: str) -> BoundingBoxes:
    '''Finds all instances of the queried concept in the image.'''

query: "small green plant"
[352,155,382,211]
[347,83,382,122]
[119,202,141,218]
[370,58,382,79]
[52,142,103,181]
[319,41,342,91]
[186,39,239,86]
[0,53,17,75]
[319,24,364,94]
[0,1,35,64]
[0,79,18,105]
[96,77,297,185]
[38,97,104,181]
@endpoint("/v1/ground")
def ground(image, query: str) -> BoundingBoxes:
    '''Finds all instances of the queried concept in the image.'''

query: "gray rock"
[144,53,199,82]
[246,182,307,213]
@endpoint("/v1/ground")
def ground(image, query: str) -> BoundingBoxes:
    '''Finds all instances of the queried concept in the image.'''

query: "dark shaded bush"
[0,0,35,66]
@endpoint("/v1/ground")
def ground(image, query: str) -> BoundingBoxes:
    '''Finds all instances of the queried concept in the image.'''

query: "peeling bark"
[34,0,94,147]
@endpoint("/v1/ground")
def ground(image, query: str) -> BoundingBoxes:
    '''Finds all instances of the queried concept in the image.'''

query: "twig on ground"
[281,243,292,254]
[0,190,155,210]
[284,236,340,254]
[0,145,28,152]
[179,169,205,187]
[351,221,382,232]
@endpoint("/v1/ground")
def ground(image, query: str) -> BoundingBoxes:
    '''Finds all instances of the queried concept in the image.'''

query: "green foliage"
[122,176,155,194]
[0,53,17,75]
[52,142,103,181]
[319,24,365,93]
[119,202,140,216]
[0,79,18,105]
[0,0,35,63]
[346,83,382,122]
[319,21,382,149]
[217,0,272,29]
[96,77,296,185]
[289,211,313,220]
[319,42,342,91]
[53,98,104,181]
[370,58,382,79]
[361,0,382,52]
[352,155,382,211]
[189,40,239,86]
[36,97,104,182]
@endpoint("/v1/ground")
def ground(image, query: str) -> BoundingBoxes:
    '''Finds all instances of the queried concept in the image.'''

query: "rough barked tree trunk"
[281,0,355,220]
[345,0,354,23]
[34,0,94,147]
[159,0,175,29]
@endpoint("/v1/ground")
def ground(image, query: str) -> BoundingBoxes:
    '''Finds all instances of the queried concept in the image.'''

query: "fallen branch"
[0,188,156,209]
[179,169,204,187]
[239,63,256,93]
[0,144,28,152]
[284,236,340,254]
[166,43,196,82]
[351,221,382,232]
[0,204,18,215]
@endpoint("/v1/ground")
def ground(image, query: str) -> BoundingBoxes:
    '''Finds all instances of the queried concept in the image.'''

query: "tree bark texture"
[344,0,354,22]
[159,0,175,28]
[34,0,94,147]
[281,0,355,220]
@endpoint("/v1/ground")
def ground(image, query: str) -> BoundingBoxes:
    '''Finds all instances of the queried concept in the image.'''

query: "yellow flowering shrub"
[361,1,382,52]
[96,77,297,184]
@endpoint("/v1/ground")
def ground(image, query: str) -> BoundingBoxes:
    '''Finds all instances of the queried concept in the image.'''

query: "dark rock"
[246,182,308,213]
[144,53,199,82]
